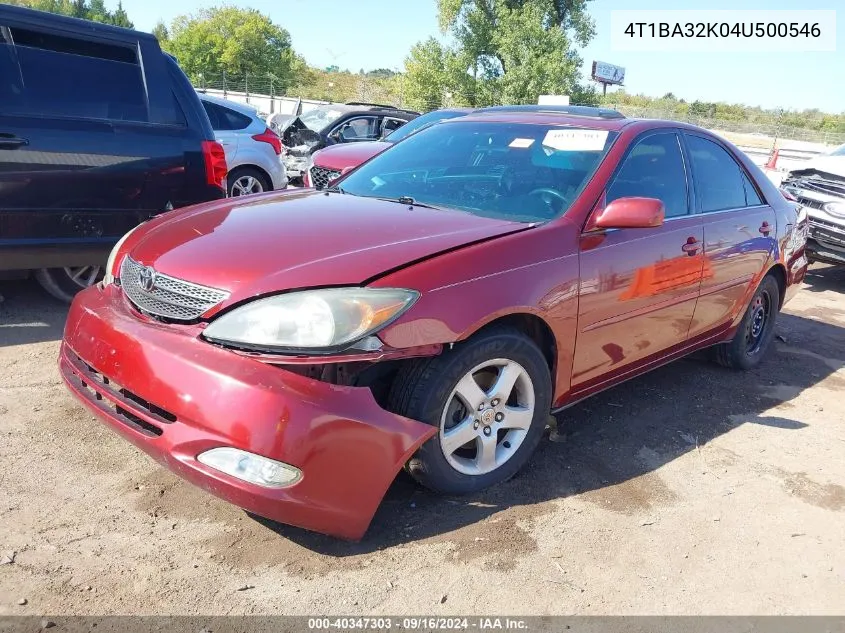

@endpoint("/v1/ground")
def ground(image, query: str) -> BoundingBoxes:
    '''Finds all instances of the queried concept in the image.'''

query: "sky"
[115,0,844,113]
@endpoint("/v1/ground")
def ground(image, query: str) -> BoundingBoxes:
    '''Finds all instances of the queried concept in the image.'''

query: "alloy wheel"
[62,266,102,289]
[230,175,264,196]
[439,358,535,476]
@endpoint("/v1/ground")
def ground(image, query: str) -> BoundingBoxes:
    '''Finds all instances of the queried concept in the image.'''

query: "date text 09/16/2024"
[307,618,529,631]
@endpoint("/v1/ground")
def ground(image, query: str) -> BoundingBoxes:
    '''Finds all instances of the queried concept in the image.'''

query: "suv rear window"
[4,26,148,122]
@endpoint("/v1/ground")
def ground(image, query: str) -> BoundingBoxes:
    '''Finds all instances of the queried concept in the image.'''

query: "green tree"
[166,6,296,89]
[151,20,169,44]
[408,0,597,106]
[403,37,450,111]
[7,0,134,27]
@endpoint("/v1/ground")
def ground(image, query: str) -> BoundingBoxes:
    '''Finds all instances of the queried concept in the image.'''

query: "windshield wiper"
[324,186,347,194]
[379,195,442,210]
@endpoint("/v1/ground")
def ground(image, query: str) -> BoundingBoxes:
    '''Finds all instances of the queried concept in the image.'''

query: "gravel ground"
[0,266,843,615]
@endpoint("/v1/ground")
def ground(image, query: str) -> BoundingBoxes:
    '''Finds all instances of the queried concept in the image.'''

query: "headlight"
[202,287,419,352]
[823,201,845,218]
[102,223,144,286]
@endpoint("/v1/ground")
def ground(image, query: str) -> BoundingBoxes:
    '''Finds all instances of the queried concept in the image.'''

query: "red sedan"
[60,109,808,540]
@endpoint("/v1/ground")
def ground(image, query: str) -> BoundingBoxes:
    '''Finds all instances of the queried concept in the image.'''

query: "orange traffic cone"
[765,148,779,170]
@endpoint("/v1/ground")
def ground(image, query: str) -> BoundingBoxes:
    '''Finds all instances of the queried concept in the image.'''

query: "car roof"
[0,3,154,40]
[197,92,260,117]
[445,111,634,130]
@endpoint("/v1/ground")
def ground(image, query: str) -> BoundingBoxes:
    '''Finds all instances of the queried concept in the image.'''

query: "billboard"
[538,95,570,105]
[591,61,625,85]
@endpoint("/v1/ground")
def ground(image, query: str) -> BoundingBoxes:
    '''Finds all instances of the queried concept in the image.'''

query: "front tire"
[388,327,552,494]
[713,274,780,370]
[35,266,103,303]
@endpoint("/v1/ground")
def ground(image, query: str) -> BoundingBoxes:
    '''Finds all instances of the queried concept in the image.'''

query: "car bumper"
[807,220,845,265]
[59,284,435,540]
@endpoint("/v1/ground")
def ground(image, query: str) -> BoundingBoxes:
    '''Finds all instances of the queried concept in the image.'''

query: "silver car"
[198,93,288,196]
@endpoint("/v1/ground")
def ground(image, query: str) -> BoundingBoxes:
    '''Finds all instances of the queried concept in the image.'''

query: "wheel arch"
[228,164,273,191]
[457,310,558,384]
[766,262,787,309]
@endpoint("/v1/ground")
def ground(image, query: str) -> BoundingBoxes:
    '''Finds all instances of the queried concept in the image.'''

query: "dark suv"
[275,102,419,182]
[0,5,227,301]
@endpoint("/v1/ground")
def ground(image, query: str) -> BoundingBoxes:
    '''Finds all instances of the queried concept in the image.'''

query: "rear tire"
[388,327,552,495]
[35,266,103,303]
[228,167,271,197]
[713,274,780,370]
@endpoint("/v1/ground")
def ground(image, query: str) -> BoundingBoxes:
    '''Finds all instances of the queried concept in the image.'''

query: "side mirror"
[594,197,665,229]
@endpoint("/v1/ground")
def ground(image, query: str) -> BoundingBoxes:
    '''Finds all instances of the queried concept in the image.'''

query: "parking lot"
[0,267,844,615]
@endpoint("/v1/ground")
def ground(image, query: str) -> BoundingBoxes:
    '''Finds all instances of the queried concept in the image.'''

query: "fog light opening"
[197,447,301,488]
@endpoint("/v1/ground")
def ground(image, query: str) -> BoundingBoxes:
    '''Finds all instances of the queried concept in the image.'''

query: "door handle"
[759,221,772,236]
[681,237,701,256]
[0,134,29,149]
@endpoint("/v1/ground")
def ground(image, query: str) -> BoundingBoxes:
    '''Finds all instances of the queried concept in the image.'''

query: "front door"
[683,133,778,339]
[573,131,704,391]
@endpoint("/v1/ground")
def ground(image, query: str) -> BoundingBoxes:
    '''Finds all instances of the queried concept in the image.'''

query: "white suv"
[198,93,288,196]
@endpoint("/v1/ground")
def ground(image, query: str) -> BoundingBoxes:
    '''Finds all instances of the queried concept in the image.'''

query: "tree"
[403,38,450,111]
[405,0,597,107]
[151,20,170,44]
[166,7,296,88]
[7,0,134,27]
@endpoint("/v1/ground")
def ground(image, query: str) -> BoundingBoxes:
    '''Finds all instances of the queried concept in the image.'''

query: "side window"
[216,104,252,131]
[685,135,747,212]
[382,117,405,137]
[335,117,379,142]
[0,28,24,107]
[607,132,689,218]
[201,101,222,129]
[742,172,764,206]
[6,27,148,122]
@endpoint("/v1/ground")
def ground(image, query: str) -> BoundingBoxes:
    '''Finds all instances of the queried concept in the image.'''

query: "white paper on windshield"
[509,138,535,148]
[542,129,608,152]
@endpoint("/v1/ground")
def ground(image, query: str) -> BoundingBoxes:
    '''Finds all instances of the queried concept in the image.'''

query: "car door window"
[335,117,379,142]
[382,117,405,137]
[685,135,748,212]
[742,172,764,206]
[607,132,689,218]
[5,26,148,122]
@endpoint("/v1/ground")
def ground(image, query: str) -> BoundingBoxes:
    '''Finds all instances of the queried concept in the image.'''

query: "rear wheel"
[35,266,103,303]
[228,167,270,197]
[388,327,552,494]
[713,274,780,370]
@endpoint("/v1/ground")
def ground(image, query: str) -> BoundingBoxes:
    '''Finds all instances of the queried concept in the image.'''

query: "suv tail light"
[202,140,228,191]
[252,128,283,155]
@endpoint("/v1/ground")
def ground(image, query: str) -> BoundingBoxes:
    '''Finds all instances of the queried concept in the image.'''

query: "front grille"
[120,256,229,321]
[310,166,342,190]
[63,349,177,437]
[797,196,825,211]
[809,219,845,249]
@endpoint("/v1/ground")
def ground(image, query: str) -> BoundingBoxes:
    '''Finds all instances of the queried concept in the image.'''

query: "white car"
[198,93,288,196]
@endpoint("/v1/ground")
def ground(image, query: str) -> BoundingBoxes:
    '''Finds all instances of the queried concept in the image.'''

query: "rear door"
[683,133,778,339]
[0,21,186,269]
[573,130,704,390]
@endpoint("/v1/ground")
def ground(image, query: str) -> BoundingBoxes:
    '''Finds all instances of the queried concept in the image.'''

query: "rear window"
[2,26,148,122]
[202,101,253,131]
[337,121,618,223]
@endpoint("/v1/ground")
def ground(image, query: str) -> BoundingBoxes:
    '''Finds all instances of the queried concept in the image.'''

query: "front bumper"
[59,284,435,540]
[807,218,845,265]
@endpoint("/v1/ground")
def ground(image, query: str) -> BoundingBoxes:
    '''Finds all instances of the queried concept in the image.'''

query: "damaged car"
[781,144,845,266]
[277,102,419,182]
[60,109,808,540]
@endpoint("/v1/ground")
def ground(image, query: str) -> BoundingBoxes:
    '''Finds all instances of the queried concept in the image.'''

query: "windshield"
[337,121,618,223]
[384,109,469,143]
[298,106,346,132]
[830,144,845,156]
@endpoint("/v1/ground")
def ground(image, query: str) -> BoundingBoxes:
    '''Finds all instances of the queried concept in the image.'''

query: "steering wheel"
[528,188,568,203]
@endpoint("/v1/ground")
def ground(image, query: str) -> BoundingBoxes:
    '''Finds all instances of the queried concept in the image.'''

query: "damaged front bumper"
[782,173,845,265]
[59,284,436,540]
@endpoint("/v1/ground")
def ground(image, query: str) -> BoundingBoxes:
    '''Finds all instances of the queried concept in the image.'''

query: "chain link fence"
[189,72,845,148]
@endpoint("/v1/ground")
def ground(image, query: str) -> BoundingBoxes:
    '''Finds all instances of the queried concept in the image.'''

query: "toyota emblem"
[139,266,157,292]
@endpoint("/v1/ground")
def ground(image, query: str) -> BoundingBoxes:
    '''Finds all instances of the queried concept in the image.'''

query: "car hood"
[128,189,528,311]
[312,142,392,171]
[790,156,845,180]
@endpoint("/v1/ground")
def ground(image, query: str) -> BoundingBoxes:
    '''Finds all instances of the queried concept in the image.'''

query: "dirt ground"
[0,266,843,616]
